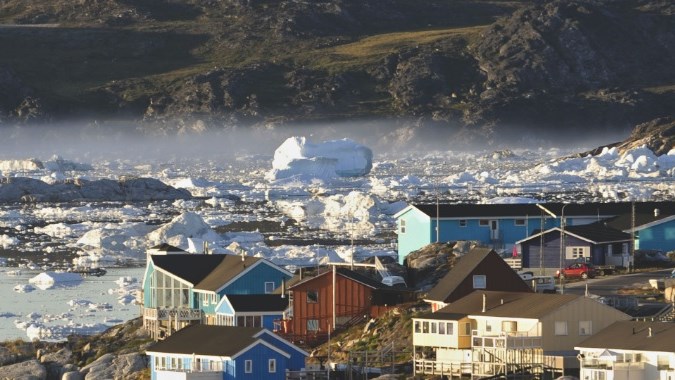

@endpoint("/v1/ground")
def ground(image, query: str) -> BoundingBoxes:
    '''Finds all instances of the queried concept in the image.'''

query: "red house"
[277,266,410,345]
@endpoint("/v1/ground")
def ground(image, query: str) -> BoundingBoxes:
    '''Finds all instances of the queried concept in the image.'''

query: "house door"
[490,220,499,240]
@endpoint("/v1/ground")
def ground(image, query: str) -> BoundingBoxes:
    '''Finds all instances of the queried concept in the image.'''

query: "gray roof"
[146,325,264,356]
[288,267,391,290]
[150,254,262,291]
[436,291,580,319]
[576,321,675,352]
[520,223,631,244]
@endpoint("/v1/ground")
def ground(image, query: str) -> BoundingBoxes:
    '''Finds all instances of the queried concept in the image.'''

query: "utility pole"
[631,202,635,273]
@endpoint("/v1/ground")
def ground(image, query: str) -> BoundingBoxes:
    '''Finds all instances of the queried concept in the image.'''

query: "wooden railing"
[414,359,471,377]
[472,332,542,349]
[143,307,202,321]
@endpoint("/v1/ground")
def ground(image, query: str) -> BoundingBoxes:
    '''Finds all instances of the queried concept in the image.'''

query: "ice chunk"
[267,137,372,181]
[29,272,83,290]
[147,211,222,249]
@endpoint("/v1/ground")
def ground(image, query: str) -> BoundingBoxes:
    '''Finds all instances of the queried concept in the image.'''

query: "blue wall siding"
[231,343,288,380]
[257,331,307,370]
[637,220,675,252]
[222,263,292,295]
[263,315,281,330]
[397,207,562,264]
[397,208,432,264]
[216,298,235,315]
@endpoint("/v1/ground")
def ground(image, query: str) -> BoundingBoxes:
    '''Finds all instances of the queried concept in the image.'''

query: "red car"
[555,263,596,280]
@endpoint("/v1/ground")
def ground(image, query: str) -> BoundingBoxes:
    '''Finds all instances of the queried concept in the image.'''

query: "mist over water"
[1,119,632,164]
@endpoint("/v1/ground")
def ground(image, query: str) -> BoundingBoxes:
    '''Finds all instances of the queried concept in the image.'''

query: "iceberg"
[29,272,83,290]
[267,137,373,181]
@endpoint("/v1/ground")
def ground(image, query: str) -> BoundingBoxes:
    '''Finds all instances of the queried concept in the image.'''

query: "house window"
[399,219,406,234]
[555,321,568,336]
[459,220,467,227]
[307,290,318,303]
[479,219,489,227]
[202,293,209,306]
[431,322,437,334]
[237,316,245,326]
[438,322,445,334]
[473,275,487,289]
[422,321,429,333]
[307,319,319,332]
[245,360,253,373]
[566,246,589,259]
[268,359,276,373]
[461,322,472,336]
[414,321,421,333]
[515,219,526,226]
[485,322,492,333]
[607,245,613,256]
[447,322,454,335]
[265,282,275,294]
[579,320,592,336]
[622,243,629,255]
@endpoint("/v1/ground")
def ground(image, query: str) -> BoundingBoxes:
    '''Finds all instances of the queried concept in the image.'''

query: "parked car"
[555,263,596,280]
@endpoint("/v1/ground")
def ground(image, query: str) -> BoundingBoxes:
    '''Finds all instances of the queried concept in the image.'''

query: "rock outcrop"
[0,359,46,380]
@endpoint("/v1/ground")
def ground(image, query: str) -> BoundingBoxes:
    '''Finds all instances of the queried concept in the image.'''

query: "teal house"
[142,253,293,340]
[394,202,675,265]
[606,207,675,252]
[146,325,308,380]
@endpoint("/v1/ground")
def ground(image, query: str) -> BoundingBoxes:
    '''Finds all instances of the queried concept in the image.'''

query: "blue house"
[605,206,675,252]
[394,201,675,265]
[142,253,293,339]
[516,223,632,271]
[146,324,308,380]
[214,294,289,330]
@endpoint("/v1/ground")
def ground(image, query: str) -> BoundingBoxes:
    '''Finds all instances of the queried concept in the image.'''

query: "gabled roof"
[425,248,530,303]
[150,254,261,290]
[288,267,390,291]
[225,294,289,312]
[146,325,264,357]
[516,223,631,245]
[397,201,675,220]
[604,212,675,232]
[436,291,580,319]
[576,321,675,352]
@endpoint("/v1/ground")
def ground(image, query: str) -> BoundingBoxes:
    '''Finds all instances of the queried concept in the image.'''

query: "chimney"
[648,327,652,337]
[241,250,245,262]
[500,298,504,305]
[654,208,660,217]
[482,294,486,313]
[281,278,286,298]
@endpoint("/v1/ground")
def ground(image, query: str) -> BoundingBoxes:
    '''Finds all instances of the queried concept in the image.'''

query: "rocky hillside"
[0,318,152,380]
[0,0,673,142]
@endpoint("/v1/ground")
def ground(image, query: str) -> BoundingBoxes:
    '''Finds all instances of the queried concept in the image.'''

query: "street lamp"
[560,204,569,294]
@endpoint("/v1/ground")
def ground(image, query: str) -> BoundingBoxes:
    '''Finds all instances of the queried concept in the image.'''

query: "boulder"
[80,353,146,380]
[0,359,47,380]
[62,371,83,380]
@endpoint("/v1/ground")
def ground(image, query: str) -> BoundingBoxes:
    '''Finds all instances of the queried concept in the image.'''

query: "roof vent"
[654,208,660,217]
[482,294,486,313]
[500,298,504,305]
[648,327,653,337]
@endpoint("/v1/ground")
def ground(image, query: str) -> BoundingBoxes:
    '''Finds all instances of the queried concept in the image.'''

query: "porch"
[142,306,203,340]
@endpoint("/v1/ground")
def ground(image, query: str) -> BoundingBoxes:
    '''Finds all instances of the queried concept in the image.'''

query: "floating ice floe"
[267,137,373,182]
[14,284,35,293]
[0,234,19,248]
[29,272,83,290]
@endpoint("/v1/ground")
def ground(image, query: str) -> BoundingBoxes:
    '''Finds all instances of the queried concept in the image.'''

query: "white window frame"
[555,321,568,336]
[245,359,253,373]
[447,322,454,335]
[473,275,487,289]
[566,246,590,260]
[268,359,276,373]
[479,219,489,227]
[202,293,208,306]
[579,320,592,336]
[307,319,319,332]
[399,219,406,234]
[265,281,275,294]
